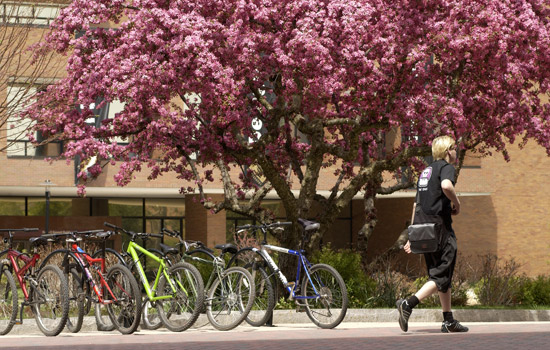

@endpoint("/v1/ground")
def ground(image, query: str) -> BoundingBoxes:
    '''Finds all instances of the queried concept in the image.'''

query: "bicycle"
[228,219,348,329]
[161,229,256,331]
[104,222,204,332]
[89,229,169,330]
[0,228,69,336]
[38,229,142,334]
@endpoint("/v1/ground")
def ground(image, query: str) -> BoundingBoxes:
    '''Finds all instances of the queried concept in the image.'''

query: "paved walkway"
[5,308,550,335]
[2,321,549,349]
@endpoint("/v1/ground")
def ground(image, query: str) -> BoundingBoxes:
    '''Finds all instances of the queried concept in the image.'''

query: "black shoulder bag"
[407,205,444,254]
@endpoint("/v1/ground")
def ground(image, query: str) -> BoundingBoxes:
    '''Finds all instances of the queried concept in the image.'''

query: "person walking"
[396,135,469,333]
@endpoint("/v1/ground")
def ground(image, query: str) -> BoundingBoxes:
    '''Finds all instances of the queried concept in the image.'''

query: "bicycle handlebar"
[236,221,292,231]
[161,228,207,251]
[105,222,165,240]
[0,228,40,233]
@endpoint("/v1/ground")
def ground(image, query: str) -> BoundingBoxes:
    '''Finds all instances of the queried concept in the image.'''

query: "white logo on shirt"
[418,167,432,188]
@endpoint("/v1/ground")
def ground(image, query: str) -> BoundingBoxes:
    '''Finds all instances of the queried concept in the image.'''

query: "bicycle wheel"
[142,299,162,330]
[65,268,85,333]
[163,250,182,267]
[91,248,127,268]
[32,264,70,336]
[206,266,255,331]
[245,266,275,326]
[301,263,348,329]
[0,269,18,335]
[157,262,204,332]
[228,247,276,326]
[92,248,127,332]
[41,249,92,317]
[104,264,142,334]
[127,249,166,330]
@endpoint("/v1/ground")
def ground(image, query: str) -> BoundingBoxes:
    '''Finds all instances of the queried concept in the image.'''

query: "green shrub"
[470,254,526,306]
[310,245,377,308]
[518,275,550,306]
[366,268,412,308]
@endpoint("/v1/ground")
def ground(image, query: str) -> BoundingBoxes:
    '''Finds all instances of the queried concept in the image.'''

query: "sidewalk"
[2,321,550,350]
[6,308,550,335]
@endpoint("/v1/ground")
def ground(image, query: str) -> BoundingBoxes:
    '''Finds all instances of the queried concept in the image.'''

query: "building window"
[0,197,25,215]
[1,2,63,27]
[27,197,72,216]
[6,84,63,158]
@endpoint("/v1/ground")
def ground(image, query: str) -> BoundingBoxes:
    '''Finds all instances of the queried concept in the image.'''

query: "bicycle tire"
[126,249,166,330]
[39,249,75,271]
[0,269,18,335]
[163,250,182,267]
[95,300,116,332]
[65,268,85,333]
[301,263,348,329]
[139,250,167,331]
[142,299,162,330]
[245,265,275,327]
[157,262,204,332]
[206,266,255,331]
[91,248,127,331]
[40,249,92,316]
[104,264,142,334]
[32,264,70,336]
[91,248,127,268]
[228,247,276,326]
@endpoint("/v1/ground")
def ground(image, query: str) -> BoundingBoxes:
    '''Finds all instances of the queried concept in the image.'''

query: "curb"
[272,308,550,323]
[6,309,550,335]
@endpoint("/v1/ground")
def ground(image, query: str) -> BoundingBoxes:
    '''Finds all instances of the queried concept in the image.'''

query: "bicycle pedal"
[286,282,296,300]
[15,320,22,325]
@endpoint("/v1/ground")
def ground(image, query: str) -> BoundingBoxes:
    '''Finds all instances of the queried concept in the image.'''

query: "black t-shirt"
[416,159,456,218]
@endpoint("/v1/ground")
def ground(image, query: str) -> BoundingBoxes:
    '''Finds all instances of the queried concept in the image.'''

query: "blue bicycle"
[229,219,348,329]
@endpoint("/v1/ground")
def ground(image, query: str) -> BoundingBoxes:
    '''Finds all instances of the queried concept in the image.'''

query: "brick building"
[1,1,549,277]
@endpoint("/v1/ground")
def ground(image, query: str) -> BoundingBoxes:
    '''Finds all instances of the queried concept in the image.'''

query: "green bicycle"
[161,229,256,331]
[104,222,204,332]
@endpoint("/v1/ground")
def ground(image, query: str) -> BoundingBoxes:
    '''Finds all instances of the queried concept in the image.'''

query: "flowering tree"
[26,0,550,270]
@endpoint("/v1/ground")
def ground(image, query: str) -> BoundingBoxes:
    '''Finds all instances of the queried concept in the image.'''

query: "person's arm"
[403,202,416,254]
[441,179,460,215]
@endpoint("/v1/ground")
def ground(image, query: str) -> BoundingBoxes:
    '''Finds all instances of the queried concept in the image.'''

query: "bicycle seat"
[214,243,238,255]
[29,236,49,246]
[297,218,320,232]
[159,243,179,256]
[94,231,112,239]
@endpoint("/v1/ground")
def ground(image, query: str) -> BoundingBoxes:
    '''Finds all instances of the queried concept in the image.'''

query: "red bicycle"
[0,228,69,336]
[39,230,141,334]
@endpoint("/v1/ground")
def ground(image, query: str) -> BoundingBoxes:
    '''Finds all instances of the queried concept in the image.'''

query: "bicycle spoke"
[157,262,204,332]
[33,265,69,336]
[301,264,348,329]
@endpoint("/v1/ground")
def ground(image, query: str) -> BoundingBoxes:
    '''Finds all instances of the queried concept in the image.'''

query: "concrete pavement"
[4,308,550,335]
[1,321,550,349]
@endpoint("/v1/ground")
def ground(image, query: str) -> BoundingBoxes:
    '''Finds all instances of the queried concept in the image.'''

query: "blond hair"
[432,136,455,161]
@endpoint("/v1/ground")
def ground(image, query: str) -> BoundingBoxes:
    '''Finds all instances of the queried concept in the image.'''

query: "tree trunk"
[358,187,378,272]
[275,225,301,291]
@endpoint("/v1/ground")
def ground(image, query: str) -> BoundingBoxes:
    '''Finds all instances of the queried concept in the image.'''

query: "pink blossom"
[24,0,550,213]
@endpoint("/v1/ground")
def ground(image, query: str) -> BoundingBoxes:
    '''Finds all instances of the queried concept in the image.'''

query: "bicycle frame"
[70,243,118,304]
[255,243,321,301]
[126,241,177,301]
[183,250,228,295]
[5,250,40,300]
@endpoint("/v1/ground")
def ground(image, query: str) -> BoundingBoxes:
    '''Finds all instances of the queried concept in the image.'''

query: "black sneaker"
[441,320,469,333]
[396,299,412,332]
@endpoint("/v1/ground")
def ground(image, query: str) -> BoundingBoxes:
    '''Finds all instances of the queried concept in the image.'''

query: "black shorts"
[423,232,457,293]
